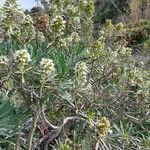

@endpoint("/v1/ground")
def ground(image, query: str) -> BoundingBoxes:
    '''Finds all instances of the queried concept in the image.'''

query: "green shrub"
[0,0,149,149]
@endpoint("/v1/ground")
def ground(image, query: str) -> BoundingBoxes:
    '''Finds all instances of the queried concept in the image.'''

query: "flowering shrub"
[0,0,149,149]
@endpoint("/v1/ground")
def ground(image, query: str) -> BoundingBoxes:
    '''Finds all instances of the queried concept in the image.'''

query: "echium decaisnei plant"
[15,49,32,83]
[0,0,35,44]
[97,117,111,137]
[0,47,94,149]
[0,0,150,150]
[79,0,95,45]
[37,0,95,49]
[74,61,89,89]
[39,58,55,82]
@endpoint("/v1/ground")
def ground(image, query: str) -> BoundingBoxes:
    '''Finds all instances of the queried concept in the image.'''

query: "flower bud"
[97,117,111,137]
[71,32,80,43]
[116,22,124,32]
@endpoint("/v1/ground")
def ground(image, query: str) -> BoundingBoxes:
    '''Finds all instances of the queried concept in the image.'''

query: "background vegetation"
[0,0,149,149]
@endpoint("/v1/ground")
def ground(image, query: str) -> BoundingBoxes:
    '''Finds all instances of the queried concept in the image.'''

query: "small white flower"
[0,56,9,66]
[109,129,113,134]
[52,15,66,25]
[58,39,68,49]
[82,0,88,6]
[111,51,118,58]
[140,61,144,66]
[66,36,73,43]
[71,32,80,42]
[73,17,80,24]
[15,49,31,63]
[25,15,34,24]
[37,31,45,42]
[40,58,55,78]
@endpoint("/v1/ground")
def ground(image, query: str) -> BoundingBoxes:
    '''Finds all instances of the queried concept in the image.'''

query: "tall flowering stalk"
[15,49,31,83]
[51,15,66,40]
[74,61,89,88]
[97,117,111,137]
[39,58,55,80]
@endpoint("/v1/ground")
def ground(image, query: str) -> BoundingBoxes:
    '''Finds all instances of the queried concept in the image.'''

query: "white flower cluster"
[74,62,88,88]
[25,15,34,24]
[72,17,81,29]
[121,46,132,56]
[0,56,9,66]
[51,15,66,36]
[58,38,68,49]
[50,4,63,15]
[39,58,55,78]
[70,32,80,43]
[15,49,31,65]
[65,32,80,46]
[37,31,45,43]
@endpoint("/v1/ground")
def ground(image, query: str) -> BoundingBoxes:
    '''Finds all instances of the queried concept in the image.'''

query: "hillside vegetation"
[0,0,149,149]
